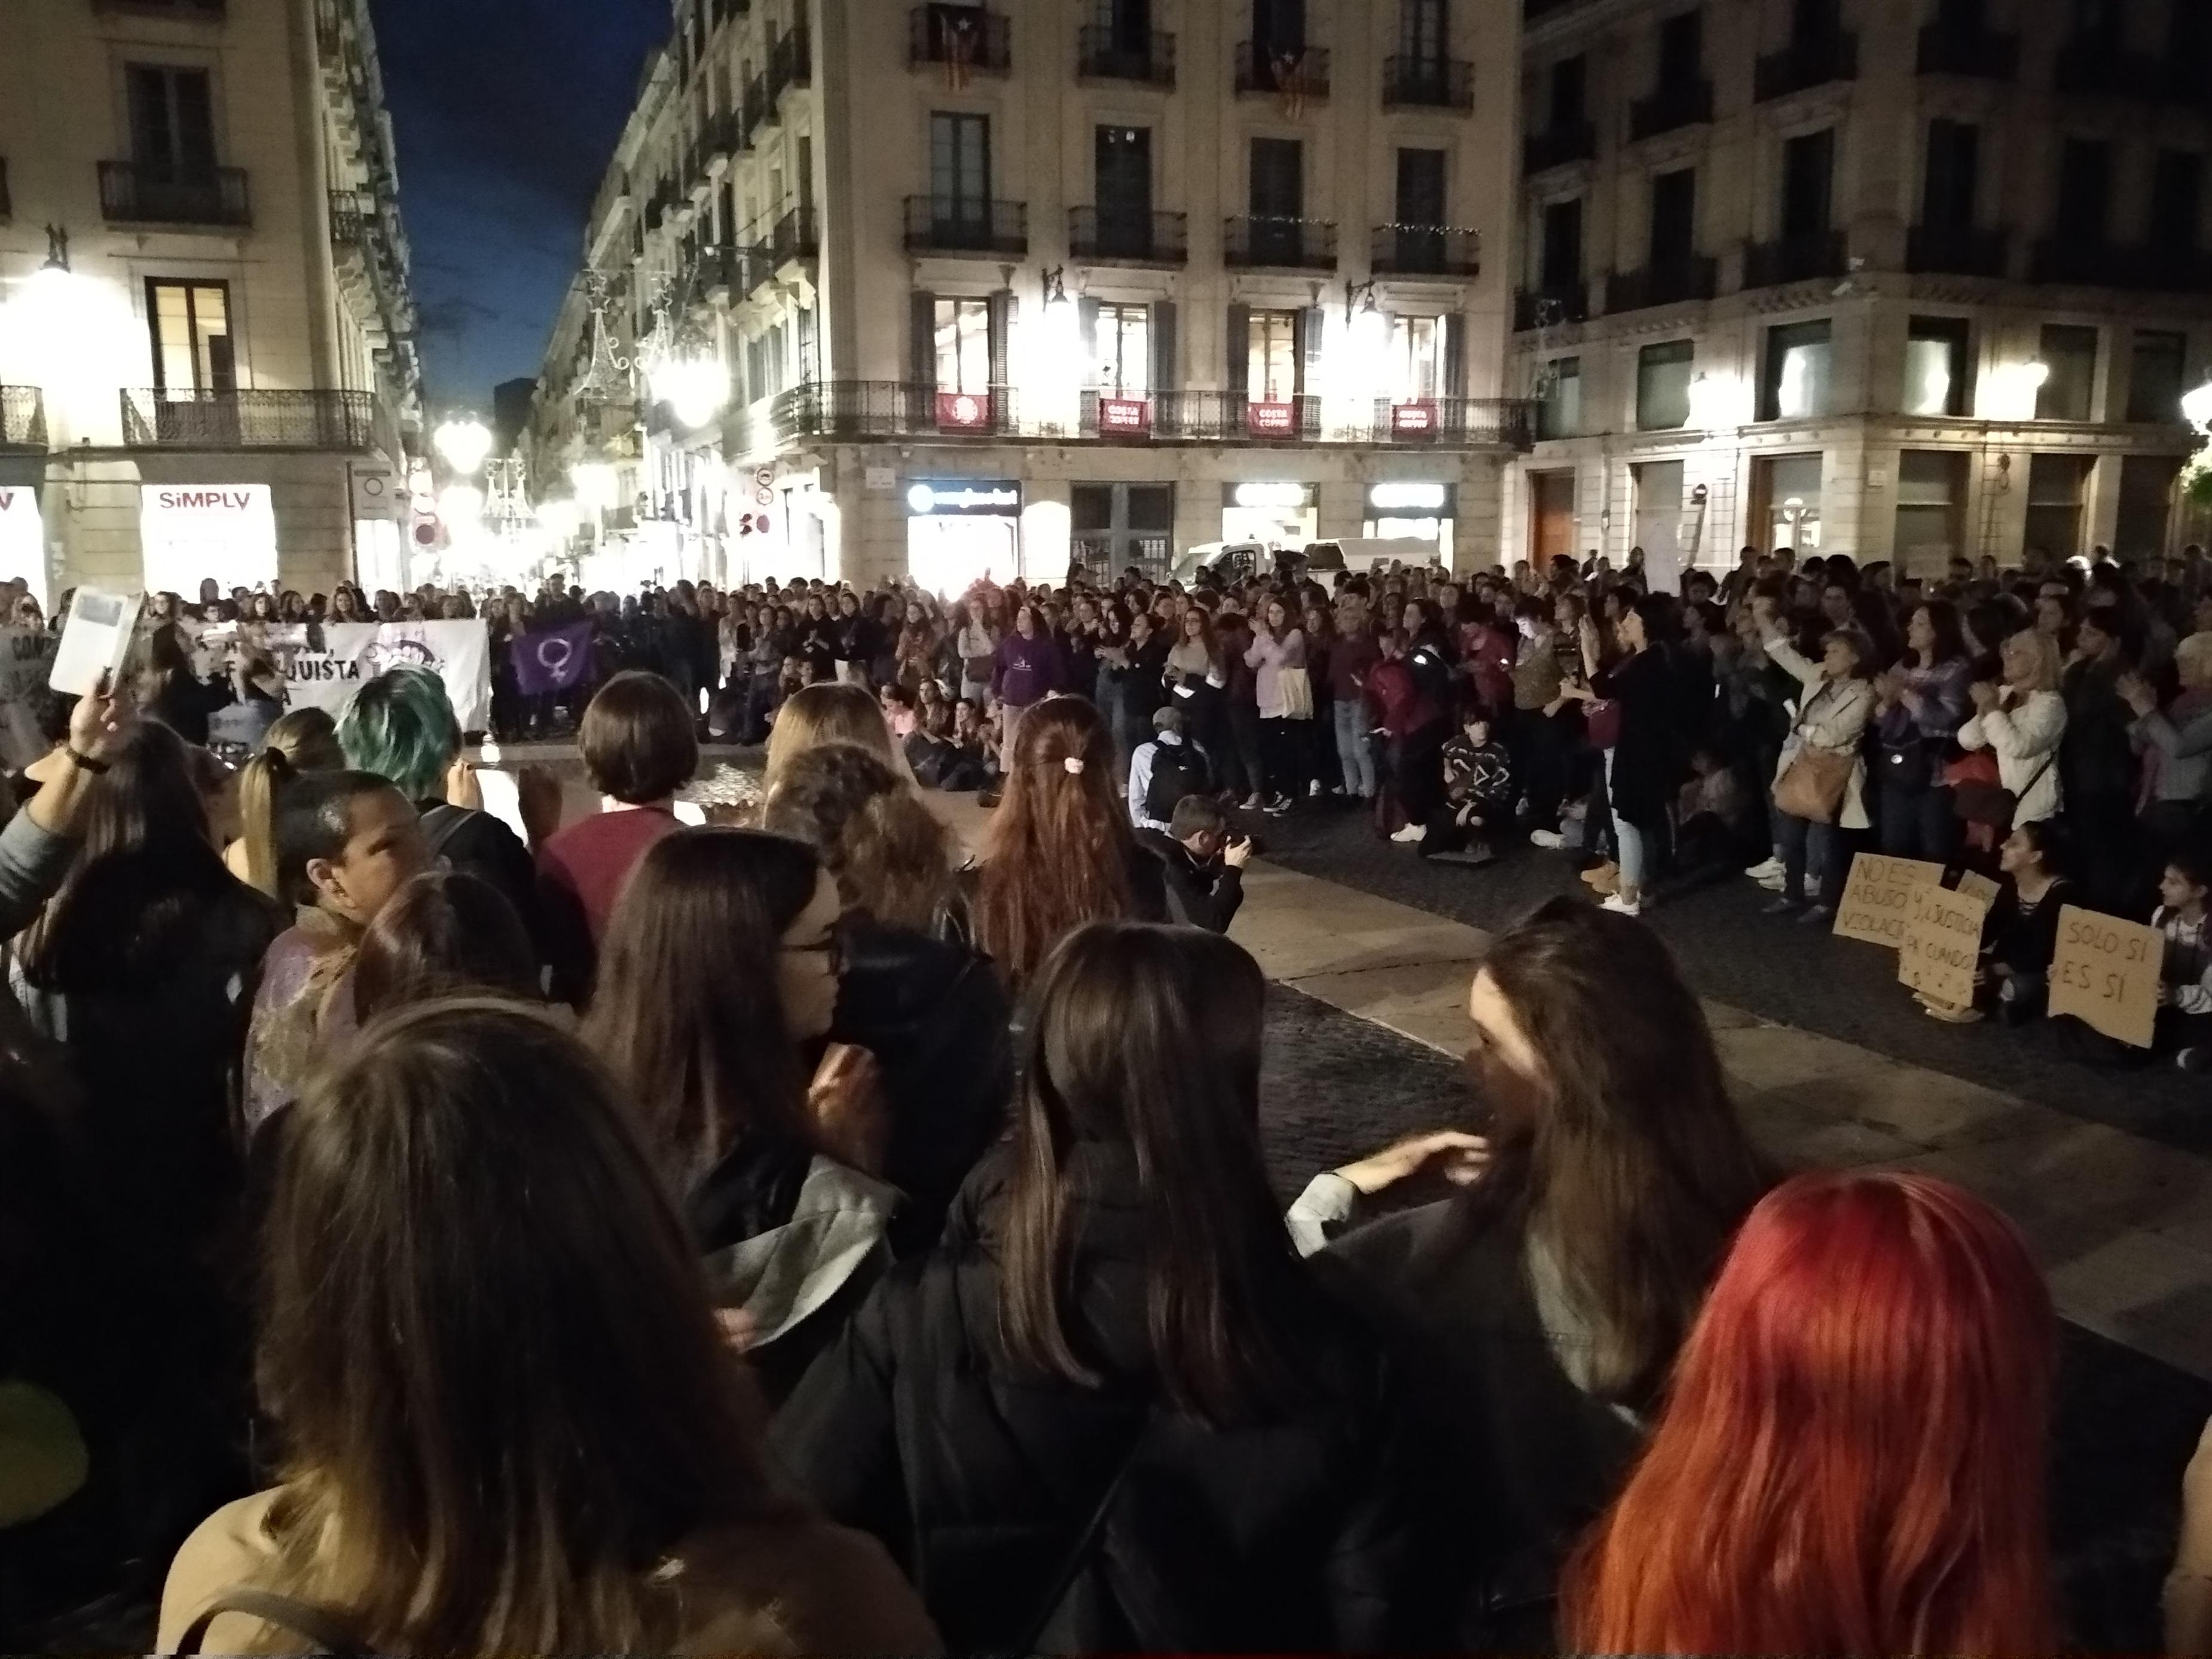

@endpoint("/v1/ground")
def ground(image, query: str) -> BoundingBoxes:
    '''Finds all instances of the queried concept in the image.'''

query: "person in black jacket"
[776,922,1417,1654]
[762,741,1013,1258]
[1284,898,1775,1646]
[1138,795,1248,932]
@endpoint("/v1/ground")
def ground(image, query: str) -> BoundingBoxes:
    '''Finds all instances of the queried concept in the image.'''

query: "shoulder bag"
[174,1588,369,1657]
[1771,688,1854,824]
[1276,665,1315,720]
[1953,748,2057,833]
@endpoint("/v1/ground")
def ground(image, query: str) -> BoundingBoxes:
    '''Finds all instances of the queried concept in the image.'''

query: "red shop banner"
[1098,396,1151,436]
[1246,399,1297,437]
[935,391,992,432]
[1391,400,1440,435]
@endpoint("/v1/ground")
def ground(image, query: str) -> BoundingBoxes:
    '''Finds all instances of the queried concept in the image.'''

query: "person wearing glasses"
[582,828,894,1404]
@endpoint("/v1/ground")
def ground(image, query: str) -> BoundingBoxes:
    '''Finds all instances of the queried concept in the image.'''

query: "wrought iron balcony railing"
[1383,56,1473,110]
[1157,392,1321,441]
[1755,32,1858,101]
[1524,120,1596,173]
[120,389,378,450]
[1907,224,2009,278]
[1606,256,1718,311]
[1743,228,1847,288]
[99,161,250,227]
[1370,223,1481,277]
[1513,284,1588,331]
[1068,207,1189,264]
[1223,215,1337,270]
[1367,397,1534,449]
[903,197,1026,255]
[771,380,1019,441]
[1235,42,1330,99]
[1916,21,2019,78]
[1629,78,1713,140]
[0,387,46,451]
[1077,25,1174,84]
[771,204,818,264]
[909,5,1012,72]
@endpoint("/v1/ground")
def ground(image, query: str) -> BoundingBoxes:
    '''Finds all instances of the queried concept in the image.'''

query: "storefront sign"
[1098,396,1151,436]
[140,482,278,597]
[1227,482,1313,509]
[1367,482,1455,513]
[0,487,44,609]
[1245,400,1297,437]
[935,391,993,432]
[1391,401,1440,435]
[906,480,1023,517]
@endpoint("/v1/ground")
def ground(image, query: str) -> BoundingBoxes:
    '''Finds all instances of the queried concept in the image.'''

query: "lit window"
[1247,308,1299,401]
[1095,303,1149,396]
[934,298,991,392]
[1391,315,1446,401]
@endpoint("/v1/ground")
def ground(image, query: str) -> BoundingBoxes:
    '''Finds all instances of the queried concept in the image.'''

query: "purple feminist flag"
[511,621,595,696]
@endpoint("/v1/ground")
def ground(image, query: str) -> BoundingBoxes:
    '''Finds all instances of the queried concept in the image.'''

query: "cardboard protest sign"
[1896,879,1991,1007]
[1833,853,1946,948]
[0,625,56,770]
[2049,905,2162,1049]
[1954,869,2002,909]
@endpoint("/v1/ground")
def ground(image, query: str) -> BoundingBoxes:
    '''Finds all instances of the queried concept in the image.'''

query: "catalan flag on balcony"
[1274,48,1312,119]
[945,14,977,91]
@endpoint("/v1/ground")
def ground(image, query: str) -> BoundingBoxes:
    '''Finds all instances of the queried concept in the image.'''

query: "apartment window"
[1903,316,1970,417]
[1397,148,1446,225]
[1096,126,1152,223]
[1247,307,1300,401]
[2128,330,2187,423]
[1548,55,1587,126]
[2117,455,2183,557]
[2151,151,2204,253]
[1759,319,1833,420]
[126,64,216,176]
[2054,139,2112,243]
[1657,10,1701,83]
[1392,315,1448,401]
[1250,136,1303,217]
[1637,339,1694,430]
[1539,198,1583,291]
[148,279,233,393]
[934,297,991,392]
[1093,302,1150,396]
[1895,451,1969,574]
[2036,323,2098,420]
[1781,129,1835,240]
[1756,453,1826,551]
[1923,120,1979,227]
[1649,167,1695,268]
[929,112,990,224]
[1253,0,1306,52]
[1537,357,1582,439]
[1401,0,1447,59]
[2024,453,2092,559]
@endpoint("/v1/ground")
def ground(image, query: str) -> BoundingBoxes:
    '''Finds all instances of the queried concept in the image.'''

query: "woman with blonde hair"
[158,999,936,1657]
[765,681,909,793]
[970,697,1166,986]
[1958,627,2067,830]
[225,707,346,896]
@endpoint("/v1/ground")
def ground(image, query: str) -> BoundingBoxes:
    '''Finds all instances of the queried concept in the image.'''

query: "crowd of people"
[5,542,2212,1655]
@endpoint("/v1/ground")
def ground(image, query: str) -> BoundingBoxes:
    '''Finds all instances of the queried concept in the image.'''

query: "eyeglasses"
[783,931,844,977]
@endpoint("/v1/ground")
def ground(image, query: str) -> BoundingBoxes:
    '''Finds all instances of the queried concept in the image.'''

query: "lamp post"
[432,414,494,475]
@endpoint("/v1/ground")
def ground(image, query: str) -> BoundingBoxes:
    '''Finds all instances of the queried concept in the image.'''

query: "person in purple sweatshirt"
[990,601,1068,748]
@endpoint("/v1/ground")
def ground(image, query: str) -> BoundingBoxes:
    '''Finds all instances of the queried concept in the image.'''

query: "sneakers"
[1308,778,1324,798]
[1390,822,1428,844]
[1600,893,1642,916]
[1745,856,1785,882]
[1239,794,1264,811]
[1264,795,1293,815]
[1528,829,1566,850]
[1799,904,1835,927]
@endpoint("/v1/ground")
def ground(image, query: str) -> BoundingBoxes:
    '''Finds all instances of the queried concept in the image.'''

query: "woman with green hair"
[338,665,543,967]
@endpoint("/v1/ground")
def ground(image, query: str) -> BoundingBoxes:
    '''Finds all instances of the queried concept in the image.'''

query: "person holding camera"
[1139,795,1249,933]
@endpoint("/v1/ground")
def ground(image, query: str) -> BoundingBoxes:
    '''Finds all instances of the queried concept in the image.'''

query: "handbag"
[1773,743,1853,824]
[1277,665,1315,720]
[1584,698,1621,750]
[1951,748,2057,832]
[175,1588,369,1656]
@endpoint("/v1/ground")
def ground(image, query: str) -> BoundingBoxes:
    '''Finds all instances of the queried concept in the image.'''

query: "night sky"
[366,0,668,416]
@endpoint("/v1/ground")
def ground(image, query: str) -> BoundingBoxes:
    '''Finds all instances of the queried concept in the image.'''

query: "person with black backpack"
[1127,705,1215,833]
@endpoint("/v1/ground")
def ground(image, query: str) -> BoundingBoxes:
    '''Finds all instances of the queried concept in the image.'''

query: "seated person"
[1139,794,1249,933]
[1422,708,1513,866]
[1128,704,1214,833]
[1675,746,1758,872]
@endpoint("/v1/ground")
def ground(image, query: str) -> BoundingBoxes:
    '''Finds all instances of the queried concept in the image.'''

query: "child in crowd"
[879,684,918,741]
[905,701,957,788]
[1422,708,1514,866]
[2156,851,2212,1070]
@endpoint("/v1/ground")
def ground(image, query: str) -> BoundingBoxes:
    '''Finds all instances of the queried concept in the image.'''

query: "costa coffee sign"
[1391,401,1440,435]
[1246,400,1297,437]
[1097,396,1150,436]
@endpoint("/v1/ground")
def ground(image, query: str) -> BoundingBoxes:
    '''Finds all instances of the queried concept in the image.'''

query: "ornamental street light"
[432,414,494,474]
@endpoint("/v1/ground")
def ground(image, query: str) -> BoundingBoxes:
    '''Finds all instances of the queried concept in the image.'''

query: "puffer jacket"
[774,1142,1419,1654]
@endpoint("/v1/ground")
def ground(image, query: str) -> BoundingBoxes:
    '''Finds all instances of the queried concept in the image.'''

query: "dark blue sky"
[366,0,668,415]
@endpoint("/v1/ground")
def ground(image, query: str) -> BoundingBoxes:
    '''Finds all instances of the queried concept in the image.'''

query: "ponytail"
[235,746,296,898]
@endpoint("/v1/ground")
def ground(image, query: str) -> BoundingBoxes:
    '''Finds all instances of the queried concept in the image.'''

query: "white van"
[1301,537,1438,577]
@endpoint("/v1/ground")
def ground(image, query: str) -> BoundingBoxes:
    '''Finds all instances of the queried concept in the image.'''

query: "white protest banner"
[0,625,54,770]
[1896,879,1991,1008]
[2049,905,2162,1049]
[1833,853,1946,949]
[285,621,491,731]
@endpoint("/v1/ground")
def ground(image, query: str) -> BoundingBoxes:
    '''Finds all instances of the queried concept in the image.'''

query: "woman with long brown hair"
[1286,896,1774,1645]
[777,923,1411,1653]
[970,697,1165,985]
[583,828,895,1400]
[157,999,935,1656]
[764,680,909,792]
[1563,1171,2056,1654]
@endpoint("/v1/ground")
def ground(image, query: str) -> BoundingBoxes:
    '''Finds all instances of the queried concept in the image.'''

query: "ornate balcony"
[1077,25,1173,85]
[1235,42,1329,100]
[98,161,250,227]
[903,196,1027,256]
[1513,284,1588,331]
[1629,78,1713,140]
[1755,32,1858,102]
[1743,229,1847,288]
[1382,56,1473,110]
[1370,223,1481,277]
[0,387,46,451]
[1907,224,2009,278]
[1223,215,1337,270]
[909,5,1010,73]
[1524,120,1596,173]
[772,380,1019,441]
[1916,20,2019,78]
[1606,256,1718,311]
[1068,207,1188,265]
[120,389,378,449]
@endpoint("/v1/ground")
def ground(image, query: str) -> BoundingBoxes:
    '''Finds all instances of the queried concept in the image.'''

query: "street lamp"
[2183,381,2212,435]
[432,415,494,474]
[651,356,728,430]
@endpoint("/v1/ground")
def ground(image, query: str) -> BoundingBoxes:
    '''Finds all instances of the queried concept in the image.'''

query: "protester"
[1873,600,1972,862]
[1126,704,1213,834]
[1424,707,1514,867]
[1756,622,1874,922]
[968,696,1166,986]
[537,670,698,1000]
[1957,628,2068,841]
[1582,595,1684,915]
[763,743,1012,1255]
[990,603,1068,750]
[351,868,540,1020]
[1288,899,1773,1642]
[224,708,346,897]
[2154,850,2212,1070]
[582,828,894,1400]
[157,999,937,1657]
[1245,596,1309,814]
[777,923,1415,1653]
[764,680,905,792]
[1563,1171,2055,1655]
[1139,795,1250,931]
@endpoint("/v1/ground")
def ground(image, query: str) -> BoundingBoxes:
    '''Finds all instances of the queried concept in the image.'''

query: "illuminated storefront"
[140,483,279,595]
[906,478,1023,597]
[0,484,47,609]
[1362,481,1458,565]
[1220,481,1317,548]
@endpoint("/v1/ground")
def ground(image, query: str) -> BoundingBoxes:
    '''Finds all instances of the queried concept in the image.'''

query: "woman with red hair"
[1563,1169,2058,1655]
